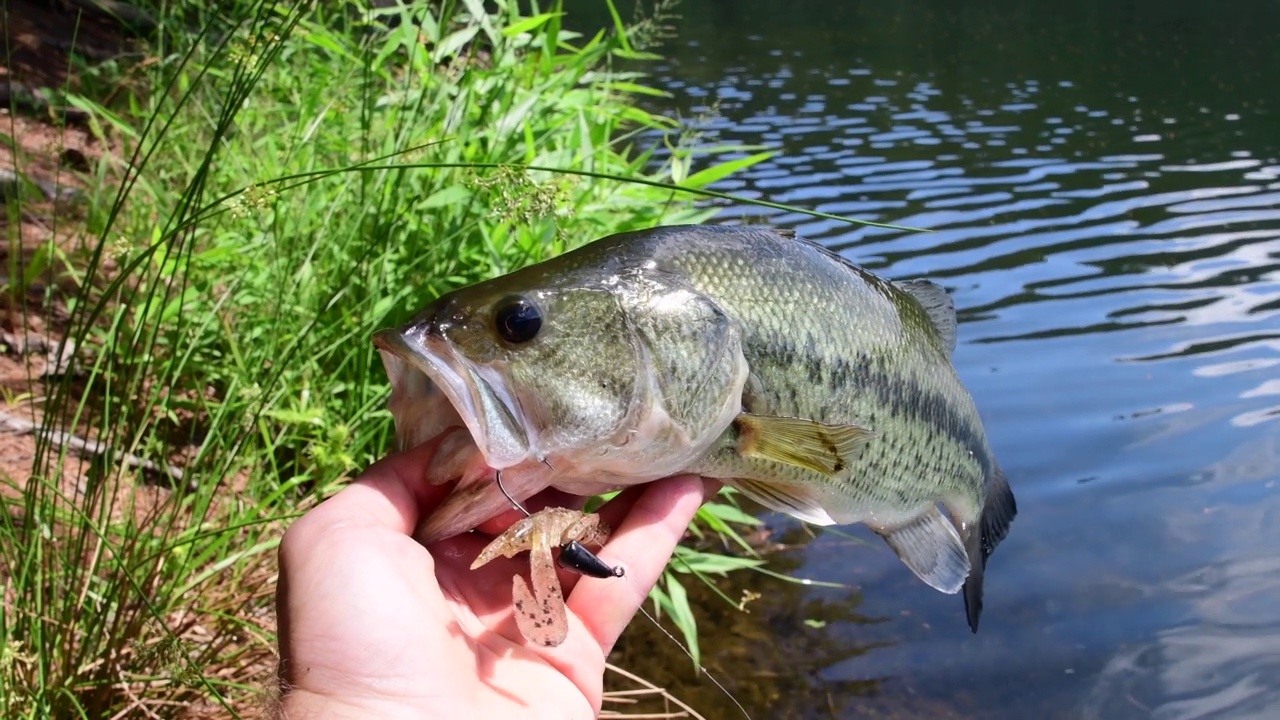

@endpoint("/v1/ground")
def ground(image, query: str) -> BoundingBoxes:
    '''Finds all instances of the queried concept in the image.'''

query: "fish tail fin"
[962,465,1018,633]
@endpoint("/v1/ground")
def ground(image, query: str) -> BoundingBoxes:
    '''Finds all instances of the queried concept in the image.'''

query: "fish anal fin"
[735,413,874,476]
[895,279,957,355]
[876,506,970,595]
[726,476,838,526]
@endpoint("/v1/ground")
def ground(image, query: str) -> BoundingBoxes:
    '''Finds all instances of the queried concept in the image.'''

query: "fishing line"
[633,602,753,720]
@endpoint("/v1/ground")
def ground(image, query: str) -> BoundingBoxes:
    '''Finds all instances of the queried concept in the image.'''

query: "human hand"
[275,437,713,719]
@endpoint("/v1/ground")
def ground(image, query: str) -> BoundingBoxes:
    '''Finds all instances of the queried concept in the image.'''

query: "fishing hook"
[494,469,532,518]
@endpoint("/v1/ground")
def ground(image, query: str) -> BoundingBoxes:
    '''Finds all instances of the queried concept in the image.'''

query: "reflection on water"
[1084,535,1280,720]
[574,0,1280,716]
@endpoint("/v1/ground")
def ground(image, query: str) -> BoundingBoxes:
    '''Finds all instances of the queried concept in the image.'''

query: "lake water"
[574,1,1280,717]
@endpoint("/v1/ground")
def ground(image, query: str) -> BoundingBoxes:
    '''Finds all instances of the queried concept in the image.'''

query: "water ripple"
[613,0,1280,715]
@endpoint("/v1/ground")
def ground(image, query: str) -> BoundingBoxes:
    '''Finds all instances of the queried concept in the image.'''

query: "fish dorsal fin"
[877,506,970,594]
[895,279,957,355]
[734,413,875,476]
[727,476,838,526]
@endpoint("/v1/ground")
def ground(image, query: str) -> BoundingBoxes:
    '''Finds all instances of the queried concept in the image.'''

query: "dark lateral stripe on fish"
[753,342,992,481]
[835,352,992,479]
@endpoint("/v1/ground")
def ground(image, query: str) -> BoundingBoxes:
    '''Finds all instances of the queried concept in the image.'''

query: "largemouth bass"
[373,224,1016,631]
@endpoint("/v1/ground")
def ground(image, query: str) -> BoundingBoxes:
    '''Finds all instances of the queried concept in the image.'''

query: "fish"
[373,224,1017,632]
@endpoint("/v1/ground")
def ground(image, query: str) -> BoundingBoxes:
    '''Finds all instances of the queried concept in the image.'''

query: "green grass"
[0,1,884,716]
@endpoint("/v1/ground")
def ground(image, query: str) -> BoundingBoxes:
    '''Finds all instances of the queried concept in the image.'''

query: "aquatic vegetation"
[0,0,807,715]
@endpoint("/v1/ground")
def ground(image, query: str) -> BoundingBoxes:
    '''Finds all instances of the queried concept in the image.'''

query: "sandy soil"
[0,0,134,489]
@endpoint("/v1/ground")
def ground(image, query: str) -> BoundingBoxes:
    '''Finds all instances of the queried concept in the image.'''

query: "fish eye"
[494,295,542,345]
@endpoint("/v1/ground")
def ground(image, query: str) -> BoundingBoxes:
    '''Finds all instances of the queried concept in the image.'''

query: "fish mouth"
[372,325,531,469]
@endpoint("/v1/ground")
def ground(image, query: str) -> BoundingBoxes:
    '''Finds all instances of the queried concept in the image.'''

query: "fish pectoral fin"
[894,279,957,355]
[726,476,839,526]
[876,507,970,594]
[734,413,875,476]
